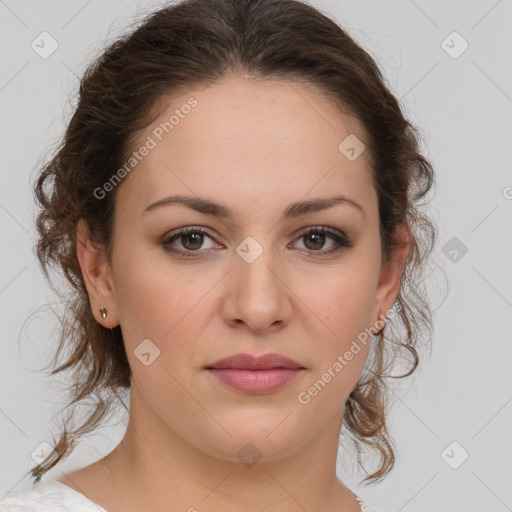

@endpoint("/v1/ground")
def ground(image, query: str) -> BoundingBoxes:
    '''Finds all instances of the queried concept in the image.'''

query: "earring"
[99,307,107,319]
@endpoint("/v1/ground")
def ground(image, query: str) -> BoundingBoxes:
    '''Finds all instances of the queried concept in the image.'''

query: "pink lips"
[205,353,305,394]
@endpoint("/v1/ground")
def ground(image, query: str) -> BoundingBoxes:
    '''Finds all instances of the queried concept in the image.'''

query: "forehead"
[116,74,375,220]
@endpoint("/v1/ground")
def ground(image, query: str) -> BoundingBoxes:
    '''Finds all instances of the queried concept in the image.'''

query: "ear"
[76,218,119,328]
[373,222,410,329]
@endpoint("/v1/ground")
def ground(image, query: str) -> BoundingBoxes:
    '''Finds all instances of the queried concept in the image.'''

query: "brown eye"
[180,231,204,250]
[162,227,218,257]
[293,227,352,256]
[161,225,352,259]
[303,231,327,250]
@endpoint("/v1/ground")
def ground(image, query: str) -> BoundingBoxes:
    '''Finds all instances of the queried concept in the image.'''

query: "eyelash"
[161,225,353,258]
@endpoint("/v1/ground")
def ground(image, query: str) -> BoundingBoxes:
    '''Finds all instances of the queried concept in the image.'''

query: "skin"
[59,74,408,512]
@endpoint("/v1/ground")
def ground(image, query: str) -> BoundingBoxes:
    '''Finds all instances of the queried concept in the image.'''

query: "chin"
[189,413,305,464]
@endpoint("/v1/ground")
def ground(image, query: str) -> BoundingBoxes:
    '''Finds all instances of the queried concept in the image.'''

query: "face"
[78,74,404,465]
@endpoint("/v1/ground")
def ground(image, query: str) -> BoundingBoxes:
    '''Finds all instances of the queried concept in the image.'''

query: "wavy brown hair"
[28,0,438,485]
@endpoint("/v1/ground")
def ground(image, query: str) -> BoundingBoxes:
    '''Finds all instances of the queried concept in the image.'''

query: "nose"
[221,244,293,334]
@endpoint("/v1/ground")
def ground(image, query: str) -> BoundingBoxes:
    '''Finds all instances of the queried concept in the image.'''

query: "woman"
[0,0,436,510]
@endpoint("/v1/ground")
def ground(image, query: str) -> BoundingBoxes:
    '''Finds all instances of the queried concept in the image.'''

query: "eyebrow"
[141,194,364,219]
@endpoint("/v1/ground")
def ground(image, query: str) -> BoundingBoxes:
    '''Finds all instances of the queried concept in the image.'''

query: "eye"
[161,226,219,257]
[160,225,353,258]
[291,226,352,256]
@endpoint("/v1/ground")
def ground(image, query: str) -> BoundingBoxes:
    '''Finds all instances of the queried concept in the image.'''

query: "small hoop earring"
[99,307,107,319]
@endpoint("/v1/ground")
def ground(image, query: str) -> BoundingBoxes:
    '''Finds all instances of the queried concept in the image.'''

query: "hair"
[28,0,438,485]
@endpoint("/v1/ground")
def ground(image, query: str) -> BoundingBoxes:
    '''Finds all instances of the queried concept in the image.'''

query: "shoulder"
[0,480,108,511]
[354,494,384,512]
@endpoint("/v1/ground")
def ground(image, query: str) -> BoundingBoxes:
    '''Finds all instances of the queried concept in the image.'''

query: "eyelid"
[161,226,221,250]
[160,225,352,257]
[292,225,353,253]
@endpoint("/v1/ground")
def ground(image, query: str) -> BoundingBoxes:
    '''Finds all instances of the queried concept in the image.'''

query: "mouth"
[206,352,304,370]
[205,352,305,394]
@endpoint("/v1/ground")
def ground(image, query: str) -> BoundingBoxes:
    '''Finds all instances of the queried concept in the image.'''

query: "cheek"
[293,257,379,387]
[111,245,187,338]
[307,263,379,338]
[112,246,222,361]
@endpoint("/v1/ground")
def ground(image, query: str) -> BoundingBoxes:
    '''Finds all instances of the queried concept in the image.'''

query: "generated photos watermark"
[297,302,401,405]
[93,97,198,200]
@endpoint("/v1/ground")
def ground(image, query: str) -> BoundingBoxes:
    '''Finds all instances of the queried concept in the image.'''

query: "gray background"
[1,0,511,511]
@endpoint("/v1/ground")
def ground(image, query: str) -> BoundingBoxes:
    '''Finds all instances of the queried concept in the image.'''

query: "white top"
[0,479,383,511]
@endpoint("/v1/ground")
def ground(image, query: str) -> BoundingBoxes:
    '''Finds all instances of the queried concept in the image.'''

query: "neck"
[87,384,361,512]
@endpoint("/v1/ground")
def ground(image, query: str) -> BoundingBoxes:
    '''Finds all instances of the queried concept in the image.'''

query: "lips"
[205,352,304,370]
[205,353,305,394]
